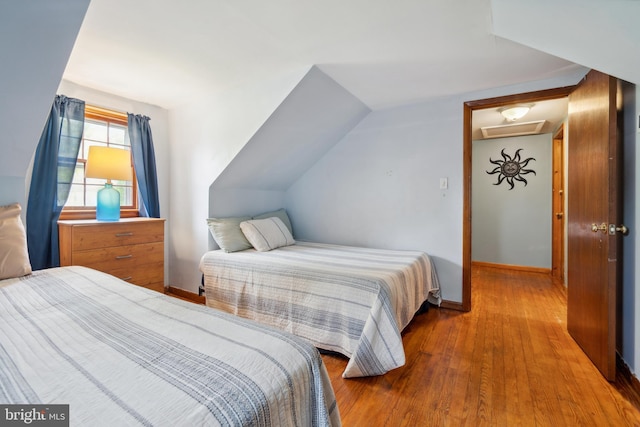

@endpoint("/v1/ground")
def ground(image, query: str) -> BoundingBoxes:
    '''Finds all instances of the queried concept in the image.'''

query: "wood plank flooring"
[321,266,640,426]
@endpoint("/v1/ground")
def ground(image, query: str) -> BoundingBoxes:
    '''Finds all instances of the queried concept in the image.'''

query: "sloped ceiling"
[63,0,585,111]
[491,0,640,87]
[0,0,90,177]
[212,66,370,191]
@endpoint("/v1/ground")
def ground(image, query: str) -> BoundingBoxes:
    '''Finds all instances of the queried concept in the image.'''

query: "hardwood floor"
[165,285,206,304]
[321,266,640,426]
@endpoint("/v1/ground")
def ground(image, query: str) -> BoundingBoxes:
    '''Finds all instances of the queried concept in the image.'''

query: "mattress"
[0,266,340,426]
[200,241,441,378]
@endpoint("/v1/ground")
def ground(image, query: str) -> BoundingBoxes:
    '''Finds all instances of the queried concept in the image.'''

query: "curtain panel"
[27,95,85,270]
[128,114,160,218]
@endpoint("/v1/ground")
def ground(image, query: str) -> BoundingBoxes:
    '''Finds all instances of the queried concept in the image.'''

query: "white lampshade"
[499,105,531,122]
[85,146,133,181]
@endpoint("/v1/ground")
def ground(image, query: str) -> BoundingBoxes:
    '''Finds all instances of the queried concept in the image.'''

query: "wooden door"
[551,126,565,284]
[567,69,622,381]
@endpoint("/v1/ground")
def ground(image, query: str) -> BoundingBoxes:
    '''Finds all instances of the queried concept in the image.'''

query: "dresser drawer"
[107,262,164,288]
[69,220,164,251]
[71,242,163,271]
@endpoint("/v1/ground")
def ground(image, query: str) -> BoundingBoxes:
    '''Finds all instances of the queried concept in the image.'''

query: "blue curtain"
[27,95,85,270]
[128,114,160,218]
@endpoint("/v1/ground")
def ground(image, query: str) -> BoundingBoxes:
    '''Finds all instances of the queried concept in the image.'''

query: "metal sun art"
[486,148,536,190]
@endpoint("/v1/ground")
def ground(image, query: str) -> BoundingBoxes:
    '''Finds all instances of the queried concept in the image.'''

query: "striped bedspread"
[0,266,340,427]
[200,241,441,378]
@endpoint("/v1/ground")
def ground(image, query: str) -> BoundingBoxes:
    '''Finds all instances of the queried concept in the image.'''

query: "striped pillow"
[240,217,295,252]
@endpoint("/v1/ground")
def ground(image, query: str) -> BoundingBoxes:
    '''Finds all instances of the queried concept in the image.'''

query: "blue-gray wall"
[285,97,464,302]
[472,134,553,268]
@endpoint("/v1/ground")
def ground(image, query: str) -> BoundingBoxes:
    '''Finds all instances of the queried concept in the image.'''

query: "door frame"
[462,86,576,311]
[552,125,566,284]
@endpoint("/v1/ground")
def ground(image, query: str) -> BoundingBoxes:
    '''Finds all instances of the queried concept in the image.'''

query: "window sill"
[59,209,140,221]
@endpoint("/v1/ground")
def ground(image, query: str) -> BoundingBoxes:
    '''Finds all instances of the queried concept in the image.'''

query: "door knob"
[608,224,629,236]
[592,223,630,235]
[555,212,564,219]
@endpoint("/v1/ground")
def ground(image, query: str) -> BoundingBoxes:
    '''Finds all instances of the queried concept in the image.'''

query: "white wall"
[472,134,553,268]
[167,68,309,290]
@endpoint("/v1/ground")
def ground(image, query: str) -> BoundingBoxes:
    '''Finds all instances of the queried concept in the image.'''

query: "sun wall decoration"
[486,148,536,190]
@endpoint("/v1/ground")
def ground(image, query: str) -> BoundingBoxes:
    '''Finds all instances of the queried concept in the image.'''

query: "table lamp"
[85,146,133,221]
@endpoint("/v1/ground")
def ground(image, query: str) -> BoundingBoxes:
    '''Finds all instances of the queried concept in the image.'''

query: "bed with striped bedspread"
[200,241,441,378]
[0,266,340,427]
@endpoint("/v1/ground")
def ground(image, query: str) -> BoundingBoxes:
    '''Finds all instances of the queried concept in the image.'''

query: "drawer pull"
[115,255,133,260]
[121,276,133,281]
[115,232,134,237]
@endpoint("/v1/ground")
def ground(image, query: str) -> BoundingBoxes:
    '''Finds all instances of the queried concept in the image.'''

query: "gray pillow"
[206,216,252,252]
[252,208,293,236]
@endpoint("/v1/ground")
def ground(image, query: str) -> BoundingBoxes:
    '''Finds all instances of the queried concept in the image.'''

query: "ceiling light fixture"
[499,105,533,122]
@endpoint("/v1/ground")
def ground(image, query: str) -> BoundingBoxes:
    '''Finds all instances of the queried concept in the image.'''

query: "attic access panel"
[481,120,546,139]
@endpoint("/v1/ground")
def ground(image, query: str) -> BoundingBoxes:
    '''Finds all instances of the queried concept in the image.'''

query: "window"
[61,106,138,219]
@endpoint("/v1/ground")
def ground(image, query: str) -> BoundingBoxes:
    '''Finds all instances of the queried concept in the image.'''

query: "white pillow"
[240,217,295,252]
[0,203,32,280]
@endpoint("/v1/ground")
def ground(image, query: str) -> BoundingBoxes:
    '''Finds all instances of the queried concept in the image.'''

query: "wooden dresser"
[58,218,165,292]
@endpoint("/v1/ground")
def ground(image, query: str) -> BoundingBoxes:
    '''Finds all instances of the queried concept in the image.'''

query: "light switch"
[440,177,448,189]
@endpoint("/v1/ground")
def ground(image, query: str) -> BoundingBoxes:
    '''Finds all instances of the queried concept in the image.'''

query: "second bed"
[200,241,441,378]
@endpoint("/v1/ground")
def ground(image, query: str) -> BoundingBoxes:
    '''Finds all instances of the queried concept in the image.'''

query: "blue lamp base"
[96,183,121,221]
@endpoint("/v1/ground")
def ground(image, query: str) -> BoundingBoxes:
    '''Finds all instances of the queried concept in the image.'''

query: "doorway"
[462,86,575,311]
[464,71,625,381]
